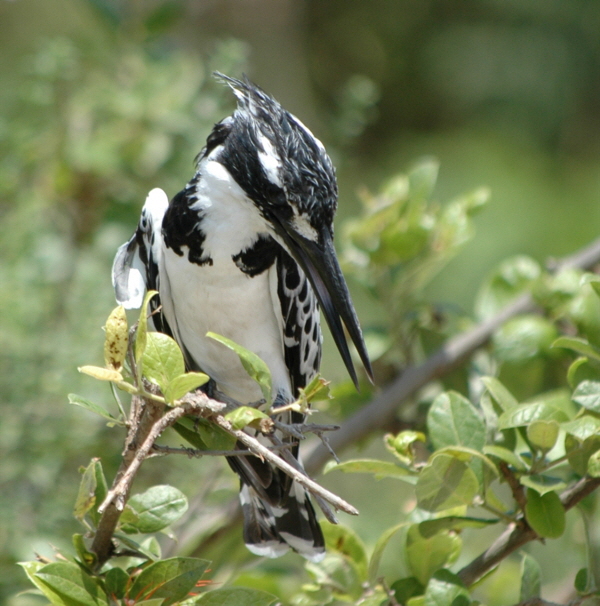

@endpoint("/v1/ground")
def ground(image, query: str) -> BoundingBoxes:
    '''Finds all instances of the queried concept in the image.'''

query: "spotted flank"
[113,74,372,562]
[277,252,322,393]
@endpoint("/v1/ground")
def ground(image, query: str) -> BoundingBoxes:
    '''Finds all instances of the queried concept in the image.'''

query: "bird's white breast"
[160,157,292,404]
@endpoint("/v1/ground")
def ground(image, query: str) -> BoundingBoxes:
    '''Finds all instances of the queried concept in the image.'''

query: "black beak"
[272,219,373,388]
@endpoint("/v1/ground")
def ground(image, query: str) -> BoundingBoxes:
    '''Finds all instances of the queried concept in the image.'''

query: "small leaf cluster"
[21,457,278,606]
[342,160,489,368]
[79,291,210,407]
[19,294,331,605]
[320,367,600,603]
[282,168,600,603]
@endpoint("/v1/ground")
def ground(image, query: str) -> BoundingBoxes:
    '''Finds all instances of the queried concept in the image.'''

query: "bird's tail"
[239,480,325,562]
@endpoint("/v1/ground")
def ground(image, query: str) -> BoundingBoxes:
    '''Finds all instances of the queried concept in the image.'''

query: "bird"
[112,74,372,562]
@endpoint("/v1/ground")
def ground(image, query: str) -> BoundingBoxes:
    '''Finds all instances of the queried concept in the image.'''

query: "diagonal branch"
[212,414,358,516]
[458,475,600,587]
[91,389,357,569]
[306,236,600,475]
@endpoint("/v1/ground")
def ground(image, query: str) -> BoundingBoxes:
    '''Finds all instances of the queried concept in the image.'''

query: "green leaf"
[73,534,96,570]
[575,568,589,594]
[78,365,123,382]
[527,420,560,452]
[476,255,541,320]
[225,406,270,431]
[163,371,210,404]
[406,525,462,586]
[418,516,497,536]
[112,532,161,561]
[35,561,107,606]
[561,415,600,441]
[525,488,566,539]
[368,522,409,584]
[298,374,332,404]
[552,337,600,362]
[195,587,278,605]
[324,458,416,482]
[587,449,600,477]
[104,567,129,600]
[566,434,600,475]
[323,522,369,582]
[424,569,470,606]
[498,400,572,429]
[493,315,557,363]
[121,485,188,534]
[195,417,237,451]
[74,459,99,522]
[520,553,541,601]
[416,454,479,512]
[480,376,518,411]
[128,557,210,606]
[485,486,511,515]
[567,357,600,389]
[68,393,122,425]
[304,551,363,601]
[483,445,528,472]
[435,446,499,480]
[391,577,425,604]
[136,290,158,364]
[72,459,106,527]
[172,418,209,450]
[92,460,108,515]
[104,305,128,370]
[142,332,185,394]
[19,561,68,606]
[207,332,272,403]
[520,474,566,495]
[408,158,439,200]
[585,275,600,297]
[573,380,600,412]
[385,430,427,465]
[427,391,485,451]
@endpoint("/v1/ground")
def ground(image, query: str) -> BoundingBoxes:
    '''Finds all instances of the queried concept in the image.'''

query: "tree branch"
[212,414,359,516]
[306,236,600,475]
[457,475,600,587]
[151,443,293,457]
[90,389,356,569]
[91,394,165,568]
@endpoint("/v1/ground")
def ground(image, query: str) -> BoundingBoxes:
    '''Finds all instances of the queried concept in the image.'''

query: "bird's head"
[204,74,372,386]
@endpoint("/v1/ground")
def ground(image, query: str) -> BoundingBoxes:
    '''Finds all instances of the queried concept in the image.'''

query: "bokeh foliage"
[0,24,247,602]
[3,1,600,604]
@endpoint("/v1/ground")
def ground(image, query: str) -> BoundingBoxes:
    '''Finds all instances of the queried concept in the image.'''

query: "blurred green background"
[2,1,600,603]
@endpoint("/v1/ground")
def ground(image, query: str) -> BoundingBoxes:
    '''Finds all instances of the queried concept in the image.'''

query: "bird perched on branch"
[113,74,372,562]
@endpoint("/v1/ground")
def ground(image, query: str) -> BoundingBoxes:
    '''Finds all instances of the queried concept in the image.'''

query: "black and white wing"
[112,188,170,333]
[277,249,322,396]
[234,248,325,562]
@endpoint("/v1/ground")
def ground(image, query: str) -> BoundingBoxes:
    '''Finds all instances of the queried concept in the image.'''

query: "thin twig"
[212,415,359,516]
[151,443,292,457]
[499,462,527,512]
[315,431,340,464]
[272,420,340,441]
[91,387,355,567]
[91,394,165,568]
[268,433,339,524]
[98,405,189,513]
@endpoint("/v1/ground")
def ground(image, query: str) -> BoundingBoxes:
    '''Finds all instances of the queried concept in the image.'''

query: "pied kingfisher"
[112,74,372,562]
